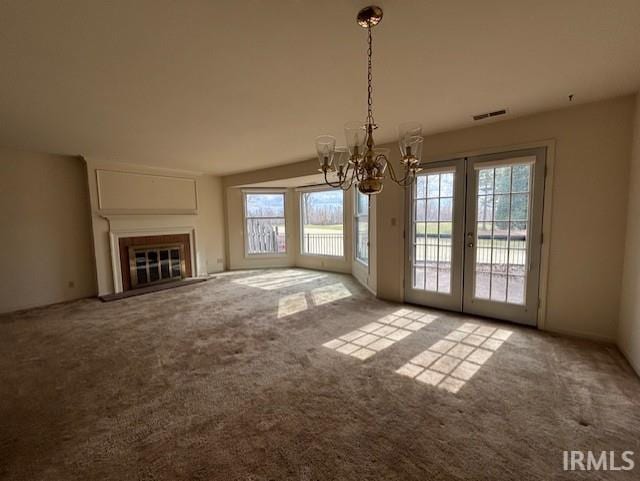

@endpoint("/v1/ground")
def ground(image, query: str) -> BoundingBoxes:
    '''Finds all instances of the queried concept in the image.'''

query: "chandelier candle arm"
[315,5,425,195]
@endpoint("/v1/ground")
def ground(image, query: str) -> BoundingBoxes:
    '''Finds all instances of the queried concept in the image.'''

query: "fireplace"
[118,234,192,291]
[129,244,186,288]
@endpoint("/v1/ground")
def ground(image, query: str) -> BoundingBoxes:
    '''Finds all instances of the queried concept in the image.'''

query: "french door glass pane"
[413,266,425,289]
[473,163,532,305]
[412,170,455,294]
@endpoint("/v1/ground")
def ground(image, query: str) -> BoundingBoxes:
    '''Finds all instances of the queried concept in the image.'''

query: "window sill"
[355,258,369,267]
[299,253,345,260]
[244,252,288,259]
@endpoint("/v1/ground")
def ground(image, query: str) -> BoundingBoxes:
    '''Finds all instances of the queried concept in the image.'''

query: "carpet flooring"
[1,268,639,480]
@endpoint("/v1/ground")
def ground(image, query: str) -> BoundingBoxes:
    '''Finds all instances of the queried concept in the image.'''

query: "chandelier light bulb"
[315,135,336,171]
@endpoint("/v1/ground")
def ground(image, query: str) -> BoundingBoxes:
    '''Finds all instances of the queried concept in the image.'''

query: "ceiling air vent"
[473,109,507,121]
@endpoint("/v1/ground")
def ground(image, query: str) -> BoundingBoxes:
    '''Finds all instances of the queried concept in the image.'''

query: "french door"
[404,147,546,326]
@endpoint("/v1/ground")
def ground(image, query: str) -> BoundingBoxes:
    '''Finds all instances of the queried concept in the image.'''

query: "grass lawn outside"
[303,224,344,234]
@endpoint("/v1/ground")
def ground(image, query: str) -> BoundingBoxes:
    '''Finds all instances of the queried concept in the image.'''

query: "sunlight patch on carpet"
[276,282,352,318]
[396,323,512,393]
[277,292,308,318]
[233,270,327,290]
[322,309,437,360]
[311,283,352,306]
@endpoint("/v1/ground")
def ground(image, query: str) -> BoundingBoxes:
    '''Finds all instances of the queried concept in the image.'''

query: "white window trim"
[354,189,369,266]
[242,190,288,258]
[299,188,346,259]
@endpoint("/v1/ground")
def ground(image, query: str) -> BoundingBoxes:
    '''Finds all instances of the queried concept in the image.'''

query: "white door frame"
[462,147,546,326]
[405,140,555,329]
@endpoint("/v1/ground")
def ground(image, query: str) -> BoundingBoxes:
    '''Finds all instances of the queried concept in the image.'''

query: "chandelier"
[315,5,424,195]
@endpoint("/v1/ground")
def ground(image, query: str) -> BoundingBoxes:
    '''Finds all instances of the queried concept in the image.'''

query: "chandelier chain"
[366,26,374,126]
[315,6,420,195]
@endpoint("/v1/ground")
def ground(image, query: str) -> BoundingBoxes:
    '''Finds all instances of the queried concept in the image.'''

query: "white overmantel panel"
[96,169,197,213]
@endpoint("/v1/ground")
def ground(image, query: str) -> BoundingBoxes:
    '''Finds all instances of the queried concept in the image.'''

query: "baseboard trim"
[541,326,616,344]
[618,342,640,377]
[99,277,208,302]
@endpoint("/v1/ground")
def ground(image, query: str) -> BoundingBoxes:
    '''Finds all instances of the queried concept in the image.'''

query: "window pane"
[493,194,511,221]
[438,221,452,237]
[512,164,531,193]
[509,222,527,271]
[427,175,439,197]
[494,167,511,194]
[415,222,426,244]
[301,190,344,256]
[490,274,507,302]
[510,193,529,221]
[425,266,437,291]
[356,191,369,264]
[416,199,427,221]
[478,169,494,195]
[507,276,525,304]
[474,269,491,299]
[246,218,286,254]
[357,191,368,215]
[477,195,494,222]
[426,199,439,221]
[416,175,427,198]
[246,193,284,217]
[356,217,368,263]
[439,198,452,222]
[426,222,439,238]
[438,266,451,294]
[440,173,454,197]
[413,266,426,289]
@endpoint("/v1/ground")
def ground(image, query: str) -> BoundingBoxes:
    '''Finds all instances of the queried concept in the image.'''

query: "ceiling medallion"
[315,5,423,195]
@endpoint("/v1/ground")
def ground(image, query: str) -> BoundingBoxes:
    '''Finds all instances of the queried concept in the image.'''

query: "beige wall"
[376,95,635,342]
[0,149,96,313]
[619,93,640,374]
[85,159,225,295]
[197,175,227,274]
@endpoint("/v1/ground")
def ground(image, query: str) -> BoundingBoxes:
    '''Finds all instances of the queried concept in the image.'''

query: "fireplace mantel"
[102,214,201,294]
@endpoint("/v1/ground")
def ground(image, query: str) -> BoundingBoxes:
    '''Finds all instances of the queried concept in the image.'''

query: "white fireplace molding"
[101,214,201,294]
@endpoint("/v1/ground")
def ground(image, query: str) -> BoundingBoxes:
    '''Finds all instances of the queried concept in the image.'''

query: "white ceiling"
[1,0,640,175]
